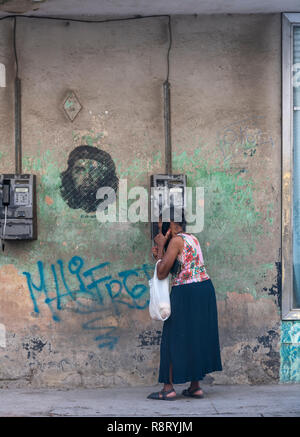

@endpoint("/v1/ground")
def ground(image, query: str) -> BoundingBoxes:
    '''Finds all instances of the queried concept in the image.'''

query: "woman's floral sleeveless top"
[171,233,210,287]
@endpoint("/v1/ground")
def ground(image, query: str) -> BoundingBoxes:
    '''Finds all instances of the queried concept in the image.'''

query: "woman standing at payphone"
[147,207,222,400]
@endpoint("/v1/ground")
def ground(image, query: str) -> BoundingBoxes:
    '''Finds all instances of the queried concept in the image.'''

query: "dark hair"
[160,205,185,276]
[160,204,186,229]
[170,204,186,229]
[159,204,186,258]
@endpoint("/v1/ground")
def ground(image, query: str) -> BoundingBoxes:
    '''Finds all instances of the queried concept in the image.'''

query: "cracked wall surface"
[0,14,288,388]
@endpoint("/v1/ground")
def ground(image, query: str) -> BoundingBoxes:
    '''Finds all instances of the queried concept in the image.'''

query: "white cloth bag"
[149,260,171,321]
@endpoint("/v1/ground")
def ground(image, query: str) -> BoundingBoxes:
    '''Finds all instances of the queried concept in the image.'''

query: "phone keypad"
[15,192,29,206]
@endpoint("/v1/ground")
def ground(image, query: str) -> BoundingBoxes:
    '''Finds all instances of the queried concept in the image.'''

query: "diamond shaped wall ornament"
[63,91,82,122]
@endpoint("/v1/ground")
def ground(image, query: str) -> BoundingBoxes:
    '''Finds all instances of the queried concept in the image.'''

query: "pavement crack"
[210,400,219,415]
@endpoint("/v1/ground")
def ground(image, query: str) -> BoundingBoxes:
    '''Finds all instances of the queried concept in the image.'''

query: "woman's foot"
[188,386,203,397]
[158,388,177,399]
[148,386,176,400]
[182,384,204,398]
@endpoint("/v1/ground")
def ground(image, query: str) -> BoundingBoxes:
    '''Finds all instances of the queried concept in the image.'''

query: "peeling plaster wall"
[0,14,289,388]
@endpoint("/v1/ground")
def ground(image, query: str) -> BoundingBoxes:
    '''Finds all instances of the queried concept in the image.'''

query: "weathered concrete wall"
[0,14,283,387]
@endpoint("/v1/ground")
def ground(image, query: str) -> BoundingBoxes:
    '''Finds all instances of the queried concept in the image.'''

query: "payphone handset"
[0,174,37,251]
[150,174,186,275]
[150,174,187,242]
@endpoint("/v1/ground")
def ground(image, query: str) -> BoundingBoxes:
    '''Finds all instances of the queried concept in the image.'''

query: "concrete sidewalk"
[0,383,299,417]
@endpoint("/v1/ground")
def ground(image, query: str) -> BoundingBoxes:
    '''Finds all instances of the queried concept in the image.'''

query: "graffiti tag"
[23,256,153,350]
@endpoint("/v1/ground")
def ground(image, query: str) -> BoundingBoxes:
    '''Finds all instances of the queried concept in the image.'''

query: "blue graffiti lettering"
[22,256,153,350]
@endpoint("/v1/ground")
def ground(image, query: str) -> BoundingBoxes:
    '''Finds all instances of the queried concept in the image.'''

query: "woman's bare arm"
[156,236,183,280]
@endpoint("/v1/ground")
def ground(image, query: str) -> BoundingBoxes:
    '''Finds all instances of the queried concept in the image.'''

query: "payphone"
[0,174,37,250]
[150,174,187,241]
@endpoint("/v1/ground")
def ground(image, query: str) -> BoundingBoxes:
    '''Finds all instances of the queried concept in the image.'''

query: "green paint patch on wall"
[0,135,274,307]
[73,131,105,148]
[1,145,156,286]
[280,321,300,382]
[173,146,273,300]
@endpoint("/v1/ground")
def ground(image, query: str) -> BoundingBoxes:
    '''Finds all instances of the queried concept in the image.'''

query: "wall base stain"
[22,338,48,360]
[137,330,162,348]
[262,261,282,309]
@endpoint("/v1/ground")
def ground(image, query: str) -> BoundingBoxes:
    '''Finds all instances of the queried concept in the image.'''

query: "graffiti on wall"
[60,146,119,213]
[23,256,153,350]
[217,116,274,162]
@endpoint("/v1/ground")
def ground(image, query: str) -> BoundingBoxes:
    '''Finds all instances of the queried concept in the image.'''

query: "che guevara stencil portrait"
[60,146,119,213]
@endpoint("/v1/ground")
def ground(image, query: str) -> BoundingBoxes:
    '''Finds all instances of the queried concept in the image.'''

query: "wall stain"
[262,261,282,308]
[137,330,162,347]
[257,329,280,376]
[22,338,47,360]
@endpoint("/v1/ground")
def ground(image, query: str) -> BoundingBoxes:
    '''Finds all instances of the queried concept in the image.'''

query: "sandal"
[182,387,204,399]
[147,388,177,401]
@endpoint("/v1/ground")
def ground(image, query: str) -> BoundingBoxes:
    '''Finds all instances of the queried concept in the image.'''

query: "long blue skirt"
[158,279,222,384]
